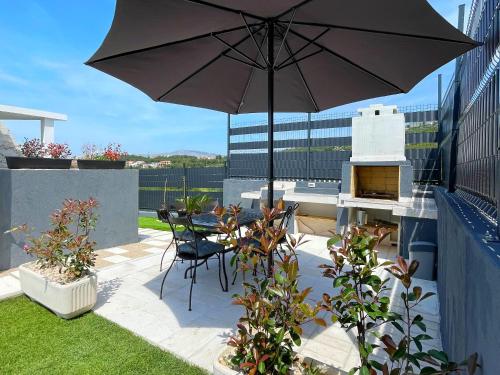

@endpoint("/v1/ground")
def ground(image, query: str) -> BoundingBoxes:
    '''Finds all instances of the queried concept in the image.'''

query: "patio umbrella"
[86,0,477,272]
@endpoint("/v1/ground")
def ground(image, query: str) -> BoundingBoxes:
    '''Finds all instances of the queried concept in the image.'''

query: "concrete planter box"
[213,347,345,375]
[6,156,72,169]
[77,160,125,169]
[19,263,97,319]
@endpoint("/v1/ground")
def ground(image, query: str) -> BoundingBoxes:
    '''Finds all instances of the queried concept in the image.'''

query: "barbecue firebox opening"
[351,166,399,201]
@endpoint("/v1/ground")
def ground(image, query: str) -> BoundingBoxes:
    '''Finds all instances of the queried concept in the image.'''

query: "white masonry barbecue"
[340,104,413,204]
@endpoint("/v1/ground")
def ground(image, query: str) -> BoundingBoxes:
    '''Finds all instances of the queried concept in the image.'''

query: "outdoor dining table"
[188,208,263,291]
[190,208,263,231]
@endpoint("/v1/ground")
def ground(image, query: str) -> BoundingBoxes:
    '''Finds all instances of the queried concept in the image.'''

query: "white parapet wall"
[351,104,406,162]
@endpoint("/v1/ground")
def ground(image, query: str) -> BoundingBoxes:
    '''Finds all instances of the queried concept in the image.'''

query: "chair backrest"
[280,203,299,231]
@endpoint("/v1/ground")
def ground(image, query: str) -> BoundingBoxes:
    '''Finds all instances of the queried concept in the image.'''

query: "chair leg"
[221,252,228,292]
[159,238,174,272]
[159,255,177,300]
[217,255,225,291]
[188,259,197,311]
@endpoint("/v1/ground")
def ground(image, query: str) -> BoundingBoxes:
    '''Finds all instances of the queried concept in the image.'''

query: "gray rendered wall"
[0,169,138,270]
[399,216,437,258]
[223,178,266,207]
[434,188,500,373]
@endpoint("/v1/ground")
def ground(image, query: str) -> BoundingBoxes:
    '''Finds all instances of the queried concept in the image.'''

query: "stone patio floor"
[0,228,442,373]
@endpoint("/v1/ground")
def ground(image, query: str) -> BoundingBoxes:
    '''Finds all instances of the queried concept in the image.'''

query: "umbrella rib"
[237,26,269,113]
[273,8,296,69]
[280,35,320,112]
[183,0,265,21]
[278,20,479,46]
[156,24,267,102]
[236,65,256,114]
[276,48,324,71]
[222,53,264,70]
[287,28,406,93]
[87,24,261,65]
[275,28,330,69]
[212,34,266,69]
[274,0,317,20]
[242,14,268,67]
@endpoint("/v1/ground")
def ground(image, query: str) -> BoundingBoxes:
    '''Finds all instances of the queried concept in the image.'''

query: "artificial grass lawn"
[138,216,171,231]
[0,296,207,375]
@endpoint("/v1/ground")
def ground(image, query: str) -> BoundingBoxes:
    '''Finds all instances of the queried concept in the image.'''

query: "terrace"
[0,228,441,373]
[0,1,499,375]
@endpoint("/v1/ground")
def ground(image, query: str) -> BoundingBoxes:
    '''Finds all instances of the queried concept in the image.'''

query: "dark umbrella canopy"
[87,1,477,275]
[87,0,477,114]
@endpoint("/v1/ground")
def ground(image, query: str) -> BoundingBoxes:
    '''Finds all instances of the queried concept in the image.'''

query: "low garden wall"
[0,169,138,270]
[435,187,500,374]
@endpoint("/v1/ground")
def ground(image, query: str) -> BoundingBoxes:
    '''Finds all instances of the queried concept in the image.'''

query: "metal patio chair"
[276,203,300,259]
[156,208,210,271]
[159,212,229,311]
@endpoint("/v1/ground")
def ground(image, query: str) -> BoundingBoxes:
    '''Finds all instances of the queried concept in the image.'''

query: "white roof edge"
[0,104,67,121]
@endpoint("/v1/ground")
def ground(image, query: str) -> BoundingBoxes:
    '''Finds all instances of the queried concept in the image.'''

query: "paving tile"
[101,255,132,264]
[142,240,170,247]
[104,247,129,255]
[143,247,167,255]
[120,242,154,251]
[0,275,22,300]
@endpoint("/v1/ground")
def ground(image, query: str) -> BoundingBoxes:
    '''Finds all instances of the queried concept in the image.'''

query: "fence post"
[437,74,443,182]
[227,113,231,178]
[447,4,466,193]
[307,112,311,180]
[182,163,187,202]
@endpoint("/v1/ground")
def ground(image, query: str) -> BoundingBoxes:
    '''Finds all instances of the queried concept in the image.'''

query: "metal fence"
[440,0,500,221]
[228,106,439,182]
[139,166,226,210]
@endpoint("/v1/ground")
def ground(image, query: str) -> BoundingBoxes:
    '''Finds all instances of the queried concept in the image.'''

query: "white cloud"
[0,70,28,85]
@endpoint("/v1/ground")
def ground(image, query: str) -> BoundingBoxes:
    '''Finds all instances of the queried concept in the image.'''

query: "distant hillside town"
[124,152,225,169]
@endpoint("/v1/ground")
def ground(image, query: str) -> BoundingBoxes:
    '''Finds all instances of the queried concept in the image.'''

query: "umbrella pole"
[267,21,274,277]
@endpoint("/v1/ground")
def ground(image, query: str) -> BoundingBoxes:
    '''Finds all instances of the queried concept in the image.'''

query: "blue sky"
[0,0,470,156]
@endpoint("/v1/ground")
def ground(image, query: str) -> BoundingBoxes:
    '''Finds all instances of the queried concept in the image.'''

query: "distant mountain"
[151,150,220,159]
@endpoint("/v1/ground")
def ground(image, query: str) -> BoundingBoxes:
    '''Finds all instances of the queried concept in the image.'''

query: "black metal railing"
[439,0,500,223]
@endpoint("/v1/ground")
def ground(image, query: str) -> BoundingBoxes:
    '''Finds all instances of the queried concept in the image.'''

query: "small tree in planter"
[319,227,393,374]
[214,203,323,375]
[13,198,99,318]
[78,143,127,169]
[6,138,72,169]
[20,138,45,158]
[319,229,479,375]
[374,257,479,375]
[46,142,72,159]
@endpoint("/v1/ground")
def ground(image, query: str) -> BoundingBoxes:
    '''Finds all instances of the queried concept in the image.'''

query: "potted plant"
[177,194,211,215]
[13,198,99,319]
[6,138,72,169]
[212,203,338,375]
[77,143,127,169]
[319,228,479,375]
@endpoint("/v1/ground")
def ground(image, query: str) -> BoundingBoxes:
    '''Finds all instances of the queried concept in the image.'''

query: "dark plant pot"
[77,160,126,169]
[6,156,72,169]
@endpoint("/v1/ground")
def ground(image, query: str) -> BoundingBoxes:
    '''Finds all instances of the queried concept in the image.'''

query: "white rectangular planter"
[19,263,97,319]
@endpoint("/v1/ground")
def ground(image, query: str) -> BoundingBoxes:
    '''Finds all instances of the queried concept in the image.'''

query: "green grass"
[405,142,438,149]
[138,216,171,231]
[0,296,207,375]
